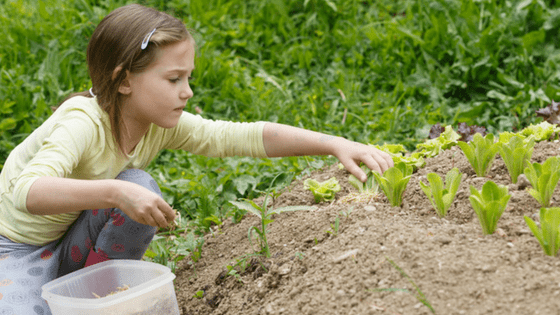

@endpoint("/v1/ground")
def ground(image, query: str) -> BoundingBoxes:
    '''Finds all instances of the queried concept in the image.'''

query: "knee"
[116,169,162,196]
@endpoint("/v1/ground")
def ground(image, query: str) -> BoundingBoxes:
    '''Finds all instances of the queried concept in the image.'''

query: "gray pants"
[0,169,159,315]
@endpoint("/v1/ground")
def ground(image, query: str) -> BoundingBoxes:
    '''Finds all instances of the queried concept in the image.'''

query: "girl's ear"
[114,67,132,95]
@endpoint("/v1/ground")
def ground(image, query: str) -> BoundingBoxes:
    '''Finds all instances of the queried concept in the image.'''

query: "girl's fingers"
[158,200,176,224]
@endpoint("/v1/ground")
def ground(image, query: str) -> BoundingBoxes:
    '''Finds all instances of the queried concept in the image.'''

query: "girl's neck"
[121,121,150,155]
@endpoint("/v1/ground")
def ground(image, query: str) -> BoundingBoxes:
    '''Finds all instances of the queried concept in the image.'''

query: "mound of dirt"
[174,140,560,315]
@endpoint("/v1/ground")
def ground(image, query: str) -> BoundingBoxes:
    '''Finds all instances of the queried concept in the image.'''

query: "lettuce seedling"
[348,165,378,193]
[524,207,560,256]
[457,133,499,177]
[498,134,535,184]
[230,196,314,258]
[524,156,560,207]
[416,125,460,158]
[419,168,462,218]
[304,177,341,203]
[520,121,560,142]
[468,181,511,235]
[372,162,413,207]
[373,143,425,170]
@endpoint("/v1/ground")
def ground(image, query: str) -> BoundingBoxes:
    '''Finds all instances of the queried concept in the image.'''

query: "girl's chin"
[156,119,181,129]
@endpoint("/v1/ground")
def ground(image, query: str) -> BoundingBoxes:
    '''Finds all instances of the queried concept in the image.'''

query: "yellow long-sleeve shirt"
[0,96,267,246]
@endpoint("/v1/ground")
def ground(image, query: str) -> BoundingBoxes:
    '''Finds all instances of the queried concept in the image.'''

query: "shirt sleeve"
[12,108,97,213]
[161,112,269,158]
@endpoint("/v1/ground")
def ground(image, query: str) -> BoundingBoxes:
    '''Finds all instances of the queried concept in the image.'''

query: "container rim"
[41,260,176,309]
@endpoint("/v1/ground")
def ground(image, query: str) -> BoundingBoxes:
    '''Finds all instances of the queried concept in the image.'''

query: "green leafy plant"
[303,177,341,203]
[325,216,340,236]
[524,207,560,257]
[524,156,560,207]
[419,168,462,218]
[458,133,499,177]
[520,121,560,141]
[348,165,378,193]
[230,176,315,257]
[193,290,204,299]
[416,124,460,158]
[498,134,535,184]
[468,181,511,235]
[372,162,413,207]
[180,232,205,277]
[226,265,244,283]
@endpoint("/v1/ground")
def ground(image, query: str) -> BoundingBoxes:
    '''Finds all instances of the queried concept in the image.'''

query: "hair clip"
[89,87,95,97]
[141,28,157,50]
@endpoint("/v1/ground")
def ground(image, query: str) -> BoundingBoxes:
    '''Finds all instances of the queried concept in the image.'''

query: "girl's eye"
[169,78,180,83]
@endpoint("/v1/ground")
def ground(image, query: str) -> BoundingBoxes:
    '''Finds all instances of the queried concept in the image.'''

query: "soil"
[173,140,560,315]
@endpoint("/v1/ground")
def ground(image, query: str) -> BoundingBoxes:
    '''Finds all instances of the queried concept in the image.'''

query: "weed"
[368,257,436,314]
[325,216,340,236]
[230,174,315,257]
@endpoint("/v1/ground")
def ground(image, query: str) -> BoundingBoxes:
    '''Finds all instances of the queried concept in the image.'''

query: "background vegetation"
[2,0,560,231]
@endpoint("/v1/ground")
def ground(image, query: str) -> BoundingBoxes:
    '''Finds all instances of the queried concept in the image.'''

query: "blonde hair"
[65,4,192,154]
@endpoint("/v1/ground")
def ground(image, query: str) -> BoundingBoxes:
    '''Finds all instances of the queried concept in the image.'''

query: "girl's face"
[120,39,195,131]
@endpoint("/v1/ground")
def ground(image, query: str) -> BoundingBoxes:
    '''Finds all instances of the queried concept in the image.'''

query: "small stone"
[507,242,514,248]
[495,228,507,237]
[435,236,452,245]
[517,174,531,190]
[333,249,360,263]
[336,290,345,296]
[364,206,376,211]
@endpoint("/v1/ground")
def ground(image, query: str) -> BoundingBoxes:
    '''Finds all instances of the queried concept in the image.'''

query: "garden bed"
[174,140,560,315]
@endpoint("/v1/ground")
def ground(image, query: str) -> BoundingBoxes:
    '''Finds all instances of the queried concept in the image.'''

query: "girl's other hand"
[333,139,394,182]
[114,181,176,228]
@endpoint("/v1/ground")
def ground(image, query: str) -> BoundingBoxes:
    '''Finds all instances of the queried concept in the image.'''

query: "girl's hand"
[332,139,394,182]
[114,181,176,228]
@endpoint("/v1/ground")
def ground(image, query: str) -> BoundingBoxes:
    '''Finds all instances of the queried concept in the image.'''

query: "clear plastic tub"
[41,260,179,315]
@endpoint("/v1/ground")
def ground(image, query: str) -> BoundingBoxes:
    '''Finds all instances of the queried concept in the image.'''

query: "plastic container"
[41,260,179,315]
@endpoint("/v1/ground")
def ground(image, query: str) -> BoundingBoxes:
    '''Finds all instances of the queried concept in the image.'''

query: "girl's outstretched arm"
[262,122,393,182]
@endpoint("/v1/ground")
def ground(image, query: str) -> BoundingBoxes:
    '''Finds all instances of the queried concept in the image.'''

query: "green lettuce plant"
[468,181,511,235]
[458,133,499,177]
[524,207,560,257]
[372,162,413,207]
[520,121,560,142]
[348,165,379,193]
[524,156,560,207]
[419,168,462,218]
[498,134,535,184]
[304,177,341,203]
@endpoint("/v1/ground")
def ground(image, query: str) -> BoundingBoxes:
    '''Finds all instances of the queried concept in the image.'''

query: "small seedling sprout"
[325,216,340,236]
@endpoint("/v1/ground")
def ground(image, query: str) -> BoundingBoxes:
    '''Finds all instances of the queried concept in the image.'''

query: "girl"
[0,4,392,314]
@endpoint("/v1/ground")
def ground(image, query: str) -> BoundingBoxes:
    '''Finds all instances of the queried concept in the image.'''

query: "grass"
[2,0,560,268]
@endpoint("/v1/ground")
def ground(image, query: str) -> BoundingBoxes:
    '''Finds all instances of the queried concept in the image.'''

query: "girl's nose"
[180,82,193,100]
